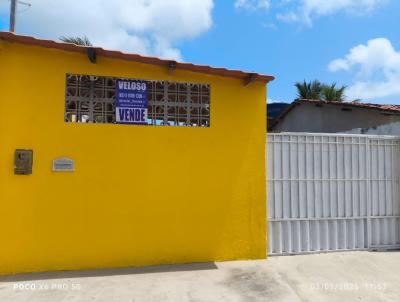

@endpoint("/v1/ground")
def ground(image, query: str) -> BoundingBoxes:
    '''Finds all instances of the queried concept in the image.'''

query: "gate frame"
[267,132,400,255]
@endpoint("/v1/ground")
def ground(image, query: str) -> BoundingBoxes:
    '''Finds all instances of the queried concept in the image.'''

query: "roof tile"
[0,32,275,83]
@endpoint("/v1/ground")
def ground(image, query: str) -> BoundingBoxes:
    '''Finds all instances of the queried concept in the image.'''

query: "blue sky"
[179,1,400,104]
[1,0,399,104]
[0,13,5,30]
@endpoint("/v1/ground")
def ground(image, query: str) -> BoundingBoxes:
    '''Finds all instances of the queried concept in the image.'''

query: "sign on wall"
[115,79,148,124]
[52,157,75,172]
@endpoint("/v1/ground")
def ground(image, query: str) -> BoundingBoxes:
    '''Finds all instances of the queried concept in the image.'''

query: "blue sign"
[116,79,148,124]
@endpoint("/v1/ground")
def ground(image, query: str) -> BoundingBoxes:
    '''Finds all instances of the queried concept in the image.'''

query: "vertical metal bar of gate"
[267,133,400,255]
[368,137,400,250]
[366,135,372,250]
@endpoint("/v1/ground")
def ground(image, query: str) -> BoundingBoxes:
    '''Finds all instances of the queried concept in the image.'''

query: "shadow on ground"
[0,262,218,282]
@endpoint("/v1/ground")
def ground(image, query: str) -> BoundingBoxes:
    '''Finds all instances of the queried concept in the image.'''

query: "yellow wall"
[0,40,267,275]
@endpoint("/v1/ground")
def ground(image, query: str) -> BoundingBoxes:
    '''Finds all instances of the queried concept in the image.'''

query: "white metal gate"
[267,133,400,255]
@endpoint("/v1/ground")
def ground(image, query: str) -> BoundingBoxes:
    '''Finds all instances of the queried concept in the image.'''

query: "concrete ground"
[0,251,399,302]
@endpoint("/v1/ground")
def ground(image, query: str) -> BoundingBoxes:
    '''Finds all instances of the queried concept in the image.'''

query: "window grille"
[65,74,210,127]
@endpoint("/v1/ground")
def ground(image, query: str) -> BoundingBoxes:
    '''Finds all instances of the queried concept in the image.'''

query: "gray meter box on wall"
[14,149,33,175]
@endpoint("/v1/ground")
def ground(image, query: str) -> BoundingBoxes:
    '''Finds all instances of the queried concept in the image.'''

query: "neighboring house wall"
[0,41,267,274]
[342,122,400,135]
[272,102,400,133]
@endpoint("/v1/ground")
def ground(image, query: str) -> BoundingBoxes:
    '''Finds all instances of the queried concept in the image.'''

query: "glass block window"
[65,74,210,127]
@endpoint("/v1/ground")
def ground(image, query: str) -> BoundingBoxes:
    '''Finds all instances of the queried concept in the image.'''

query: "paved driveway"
[1,251,399,302]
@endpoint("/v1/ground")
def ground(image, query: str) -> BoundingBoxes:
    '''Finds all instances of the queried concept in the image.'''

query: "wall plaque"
[52,157,75,172]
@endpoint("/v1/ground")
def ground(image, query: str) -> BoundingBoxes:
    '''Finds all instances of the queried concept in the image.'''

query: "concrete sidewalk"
[0,251,399,302]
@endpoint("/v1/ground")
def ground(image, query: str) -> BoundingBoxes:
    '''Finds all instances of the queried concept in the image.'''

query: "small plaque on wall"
[52,157,75,172]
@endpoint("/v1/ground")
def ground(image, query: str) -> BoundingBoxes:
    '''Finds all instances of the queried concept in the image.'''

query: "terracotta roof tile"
[0,32,275,83]
[296,99,400,113]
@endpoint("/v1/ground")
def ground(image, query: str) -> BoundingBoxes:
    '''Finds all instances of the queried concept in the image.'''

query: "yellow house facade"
[0,32,274,275]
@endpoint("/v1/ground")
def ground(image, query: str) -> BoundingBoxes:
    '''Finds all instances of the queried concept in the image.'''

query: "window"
[65,74,210,127]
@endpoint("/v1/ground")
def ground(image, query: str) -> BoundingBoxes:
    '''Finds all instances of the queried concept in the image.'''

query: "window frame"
[65,74,211,127]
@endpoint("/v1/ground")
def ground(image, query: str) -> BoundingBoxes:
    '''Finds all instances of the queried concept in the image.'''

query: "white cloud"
[0,0,214,61]
[279,0,387,25]
[262,22,278,30]
[235,0,270,11]
[235,0,387,25]
[276,11,300,22]
[328,38,400,100]
[328,58,351,72]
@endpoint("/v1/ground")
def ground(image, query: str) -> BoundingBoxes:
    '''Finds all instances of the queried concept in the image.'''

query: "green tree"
[294,80,323,100]
[59,36,92,46]
[321,83,346,102]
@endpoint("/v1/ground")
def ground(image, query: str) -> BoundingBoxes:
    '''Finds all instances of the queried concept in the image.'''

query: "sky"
[0,0,399,104]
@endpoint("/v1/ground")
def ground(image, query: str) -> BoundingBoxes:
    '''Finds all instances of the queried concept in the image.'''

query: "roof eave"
[0,31,275,83]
